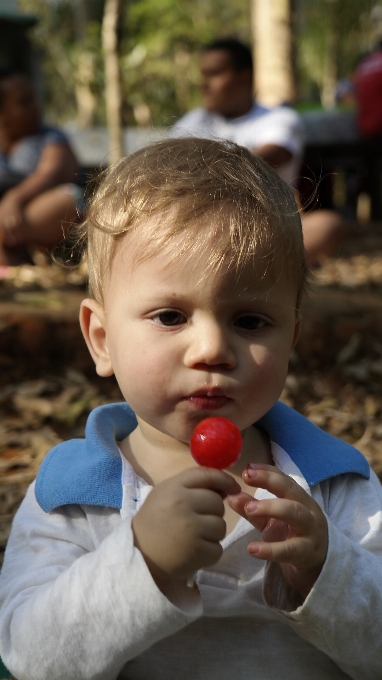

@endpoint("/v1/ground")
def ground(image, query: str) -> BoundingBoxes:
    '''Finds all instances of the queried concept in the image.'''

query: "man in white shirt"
[172,38,346,265]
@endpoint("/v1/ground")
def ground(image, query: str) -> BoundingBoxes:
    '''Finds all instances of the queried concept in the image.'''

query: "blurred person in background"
[0,70,83,267]
[353,41,382,139]
[354,4,382,139]
[172,38,347,266]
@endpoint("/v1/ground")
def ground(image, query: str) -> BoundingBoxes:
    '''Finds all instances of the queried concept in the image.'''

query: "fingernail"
[248,544,260,555]
[245,466,257,478]
[245,500,258,514]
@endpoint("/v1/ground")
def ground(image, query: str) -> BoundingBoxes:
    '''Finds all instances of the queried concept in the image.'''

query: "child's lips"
[183,389,231,411]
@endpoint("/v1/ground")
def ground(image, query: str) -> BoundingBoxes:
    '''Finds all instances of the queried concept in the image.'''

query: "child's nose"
[184,321,236,369]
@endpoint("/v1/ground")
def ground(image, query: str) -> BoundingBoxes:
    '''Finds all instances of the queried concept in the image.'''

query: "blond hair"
[80,137,307,305]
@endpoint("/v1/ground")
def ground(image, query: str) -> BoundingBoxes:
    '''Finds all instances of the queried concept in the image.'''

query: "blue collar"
[35,401,369,512]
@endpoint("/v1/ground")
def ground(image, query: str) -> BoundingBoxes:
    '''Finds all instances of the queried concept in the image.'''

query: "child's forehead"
[112,208,253,265]
[114,216,252,271]
[109,220,297,299]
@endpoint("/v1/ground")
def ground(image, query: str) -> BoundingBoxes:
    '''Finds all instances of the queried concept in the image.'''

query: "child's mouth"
[185,390,230,411]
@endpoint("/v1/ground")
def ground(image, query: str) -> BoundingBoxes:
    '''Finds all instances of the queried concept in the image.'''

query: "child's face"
[83,228,301,445]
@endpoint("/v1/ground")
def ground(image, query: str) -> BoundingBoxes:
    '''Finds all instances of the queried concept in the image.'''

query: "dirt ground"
[1,222,382,560]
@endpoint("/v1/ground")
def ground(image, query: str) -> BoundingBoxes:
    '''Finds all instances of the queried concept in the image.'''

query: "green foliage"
[121,0,251,125]
[20,0,78,122]
[298,0,377,104]
[19,0,382,124]
[20,0,250,126]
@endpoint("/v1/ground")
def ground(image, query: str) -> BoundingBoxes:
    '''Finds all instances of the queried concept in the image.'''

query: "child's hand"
[227,464,328,597]
[132,467,241,586]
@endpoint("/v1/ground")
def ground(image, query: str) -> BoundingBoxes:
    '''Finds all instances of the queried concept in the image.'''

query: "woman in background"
[0,70,82,266]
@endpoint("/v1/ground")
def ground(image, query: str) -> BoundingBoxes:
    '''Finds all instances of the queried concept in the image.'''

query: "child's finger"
[261,518,289,543]
[189,488,227,516]
[243,464,313,507]
[182,466,242,497]
[244,497,314,534]
[247,534,312,562]
[199,515,227,542]
[227,491,270,533]
[229,493,317,540]
[227,490,254,513]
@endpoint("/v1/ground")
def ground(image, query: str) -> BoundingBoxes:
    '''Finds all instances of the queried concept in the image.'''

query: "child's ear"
[79,299,114,377]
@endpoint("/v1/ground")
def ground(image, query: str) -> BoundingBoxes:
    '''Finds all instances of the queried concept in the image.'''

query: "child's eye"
[234,315,266,331]
[153,310,186,326]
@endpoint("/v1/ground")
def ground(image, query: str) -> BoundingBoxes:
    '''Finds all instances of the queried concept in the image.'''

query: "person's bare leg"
[0,231,8,266]
[0,185,82,264]
[301,209,348,266]
[23,185,81,247]
[1,225,34,266]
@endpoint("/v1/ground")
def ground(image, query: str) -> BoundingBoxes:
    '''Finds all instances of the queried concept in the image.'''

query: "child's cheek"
[116,347,169,404]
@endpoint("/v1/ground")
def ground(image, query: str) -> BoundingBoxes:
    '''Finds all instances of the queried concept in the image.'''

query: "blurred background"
[4,0,380,127]
[3,0,381,207]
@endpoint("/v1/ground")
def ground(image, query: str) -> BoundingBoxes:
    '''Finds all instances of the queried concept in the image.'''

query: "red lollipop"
[190,417,242,469]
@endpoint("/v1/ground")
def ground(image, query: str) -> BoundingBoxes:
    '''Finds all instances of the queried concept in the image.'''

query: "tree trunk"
[251,0,297,106]
[102,0,124,164]
[321,6,341,109]
[75,51,97,128]
[174,45,191,113]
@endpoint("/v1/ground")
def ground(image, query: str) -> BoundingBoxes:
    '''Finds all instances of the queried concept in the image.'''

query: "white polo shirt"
[172,104,305,186]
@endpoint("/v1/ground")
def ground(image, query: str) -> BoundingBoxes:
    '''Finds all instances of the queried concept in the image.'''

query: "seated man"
[172,38,303,186]
[172,38,346,265]
[0,70,83,266]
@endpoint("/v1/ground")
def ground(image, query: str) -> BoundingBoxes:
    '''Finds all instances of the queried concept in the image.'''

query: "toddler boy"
[1,138,382,680]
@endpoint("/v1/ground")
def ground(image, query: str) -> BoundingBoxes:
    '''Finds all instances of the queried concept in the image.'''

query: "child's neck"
[119,421,272,487]
[120,422,273,537]
[120,422,191,486]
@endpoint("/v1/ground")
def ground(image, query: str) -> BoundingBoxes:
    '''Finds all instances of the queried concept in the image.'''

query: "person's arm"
[248,107,305,176]
[4,142,78,207]
[0,484,202,680]
[0,468,239,680]
[0,143,79,244]
[231,467,382,680]
[252,143,292,171]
